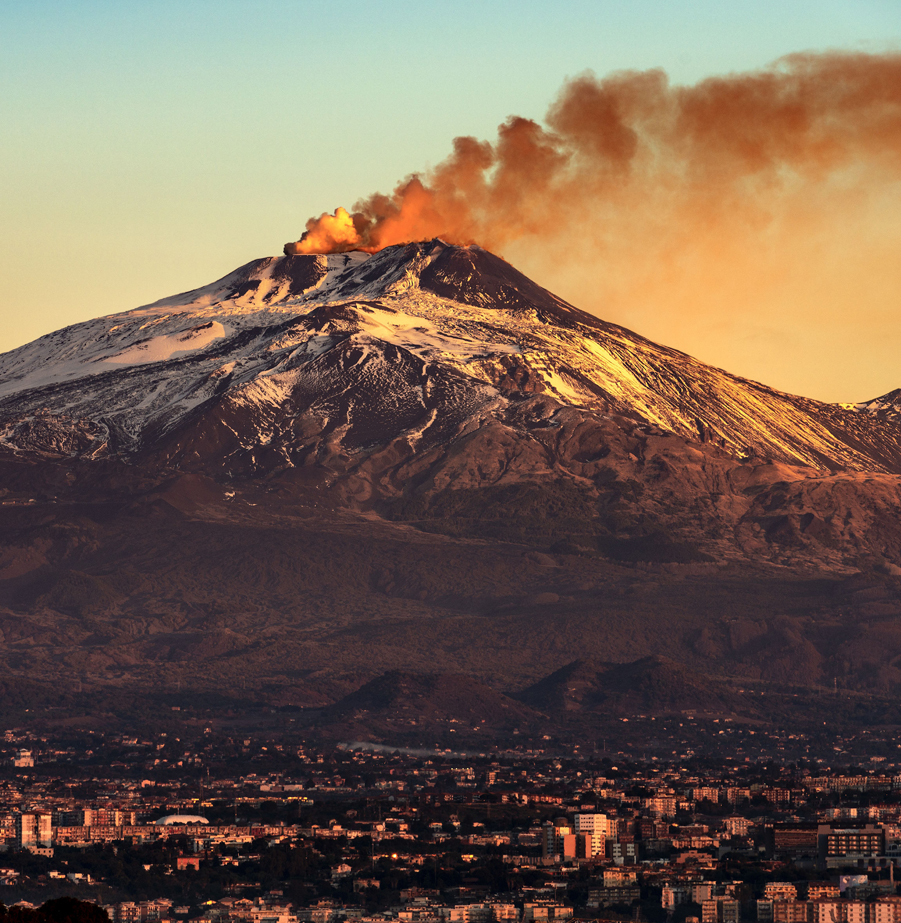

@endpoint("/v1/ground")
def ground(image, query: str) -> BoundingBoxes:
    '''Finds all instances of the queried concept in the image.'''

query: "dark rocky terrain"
[1,240,901,743]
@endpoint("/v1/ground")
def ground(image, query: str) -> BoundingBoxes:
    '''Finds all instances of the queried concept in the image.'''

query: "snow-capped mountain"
[6,240,901,723]
[1,239,900,478]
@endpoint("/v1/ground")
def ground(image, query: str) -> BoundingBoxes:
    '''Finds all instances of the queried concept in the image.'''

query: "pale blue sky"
[1,1,899,397]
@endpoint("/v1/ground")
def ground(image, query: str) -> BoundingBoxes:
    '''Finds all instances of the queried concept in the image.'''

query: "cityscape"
[3,728,901,923]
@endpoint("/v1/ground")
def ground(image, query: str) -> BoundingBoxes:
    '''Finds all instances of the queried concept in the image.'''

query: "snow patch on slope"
[845,389,901,416]
[354,305,520,361]
[102,321,228,366]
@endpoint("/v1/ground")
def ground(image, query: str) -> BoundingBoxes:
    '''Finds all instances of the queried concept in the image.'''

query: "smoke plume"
[285,53,901,400]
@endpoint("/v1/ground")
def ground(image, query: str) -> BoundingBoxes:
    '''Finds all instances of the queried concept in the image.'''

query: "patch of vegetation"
[383,481,599,546]
[0,898,107,923]
[549,530,711,563]
[20,569,123,617]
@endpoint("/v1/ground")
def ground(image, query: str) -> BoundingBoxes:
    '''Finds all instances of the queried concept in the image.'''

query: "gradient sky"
[1,0,899,401]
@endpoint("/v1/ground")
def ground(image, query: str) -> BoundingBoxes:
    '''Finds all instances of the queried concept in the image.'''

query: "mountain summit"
[1,239,899,475]
[2,241,901,729]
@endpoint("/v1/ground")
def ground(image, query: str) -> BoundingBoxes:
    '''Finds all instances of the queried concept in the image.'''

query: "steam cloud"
[285,53,901,400]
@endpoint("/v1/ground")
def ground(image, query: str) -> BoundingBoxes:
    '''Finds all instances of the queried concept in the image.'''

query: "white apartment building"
[872,898,901,923]
[573,813,608,858]
[16,812,52,849]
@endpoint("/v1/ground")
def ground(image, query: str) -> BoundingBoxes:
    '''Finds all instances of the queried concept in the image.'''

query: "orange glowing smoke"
[286,53,901,257]
[289,207,362,254]
[285,53,901,401]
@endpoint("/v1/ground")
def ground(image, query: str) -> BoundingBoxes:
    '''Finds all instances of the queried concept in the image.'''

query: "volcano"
[4,239,901,476]
[2,240,901,735]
